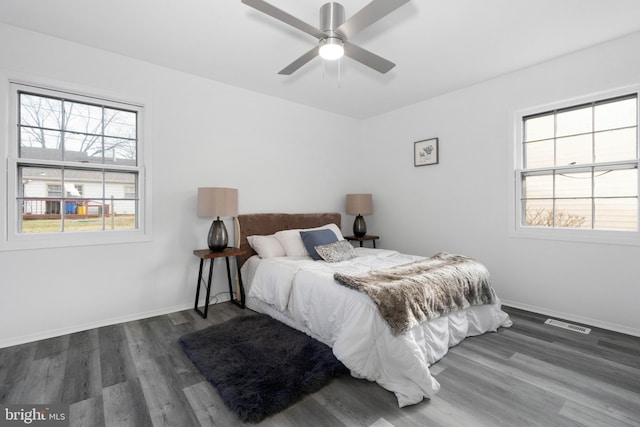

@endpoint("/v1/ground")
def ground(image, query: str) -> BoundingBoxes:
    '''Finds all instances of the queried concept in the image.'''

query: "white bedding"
[241,247,512,407]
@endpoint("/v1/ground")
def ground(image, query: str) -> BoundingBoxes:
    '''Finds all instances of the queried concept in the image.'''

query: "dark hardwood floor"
[1,304,639,426]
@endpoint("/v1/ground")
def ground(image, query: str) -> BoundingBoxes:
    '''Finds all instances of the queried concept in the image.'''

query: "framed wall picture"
[414,138,439,166]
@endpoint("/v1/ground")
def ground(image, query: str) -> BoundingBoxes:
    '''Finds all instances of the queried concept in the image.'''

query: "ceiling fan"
[241,0,410,75]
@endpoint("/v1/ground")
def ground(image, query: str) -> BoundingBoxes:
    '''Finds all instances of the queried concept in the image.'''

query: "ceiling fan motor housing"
[320,2,345,38]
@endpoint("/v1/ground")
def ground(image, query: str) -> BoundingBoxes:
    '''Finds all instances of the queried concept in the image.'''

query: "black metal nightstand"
[193,247,247,318]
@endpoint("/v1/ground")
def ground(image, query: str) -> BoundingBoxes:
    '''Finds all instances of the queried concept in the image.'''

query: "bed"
[235,212,512,407]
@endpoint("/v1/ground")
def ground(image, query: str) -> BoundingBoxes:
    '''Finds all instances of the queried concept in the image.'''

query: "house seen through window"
[15,85,141,234]
[518,93,639,232]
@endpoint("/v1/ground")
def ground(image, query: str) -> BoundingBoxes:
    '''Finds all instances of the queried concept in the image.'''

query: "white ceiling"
[2,0,640,119]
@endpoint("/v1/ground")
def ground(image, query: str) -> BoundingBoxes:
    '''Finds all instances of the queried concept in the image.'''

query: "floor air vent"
[544,318,591,335]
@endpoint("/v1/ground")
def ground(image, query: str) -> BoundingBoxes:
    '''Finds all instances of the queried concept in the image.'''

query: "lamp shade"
[345,194,373,215]
[197,187,238,218]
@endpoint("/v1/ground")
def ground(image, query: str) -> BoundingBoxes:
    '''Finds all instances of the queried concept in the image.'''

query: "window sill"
[0,229,151,252]
[509,226,640,247]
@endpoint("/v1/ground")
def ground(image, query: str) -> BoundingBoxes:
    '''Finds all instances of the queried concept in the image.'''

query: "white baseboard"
[4,298,637,348]
[501,299,640,338]
[0,302,197,349]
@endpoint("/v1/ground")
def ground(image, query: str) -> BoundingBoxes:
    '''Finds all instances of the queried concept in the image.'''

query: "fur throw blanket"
[333,252,496,335]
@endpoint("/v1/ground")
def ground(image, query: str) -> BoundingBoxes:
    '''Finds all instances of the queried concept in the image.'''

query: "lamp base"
[208,218,228,251]
[353,214,367,237]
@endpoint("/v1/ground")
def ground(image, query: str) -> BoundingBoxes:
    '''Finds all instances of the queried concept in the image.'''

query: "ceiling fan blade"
[343,42,395,74]
[278,46,320,75]
[336,0,410,40]
[242,0,325,40]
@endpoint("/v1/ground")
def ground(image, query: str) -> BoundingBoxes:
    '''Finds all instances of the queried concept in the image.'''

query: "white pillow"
[247,234,286,258]
[274,223,344,257]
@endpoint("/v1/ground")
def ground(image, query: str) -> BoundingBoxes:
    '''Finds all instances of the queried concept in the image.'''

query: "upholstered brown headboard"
[235,212,341,267]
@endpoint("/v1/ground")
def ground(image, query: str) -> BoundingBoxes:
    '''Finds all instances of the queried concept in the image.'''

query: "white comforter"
[242,248,512,407]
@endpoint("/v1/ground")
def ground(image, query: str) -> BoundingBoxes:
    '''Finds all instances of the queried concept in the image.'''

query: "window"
[4,82,149,249]
[47,184,62,198]
[123,184,136,199]
[514,89,640,243]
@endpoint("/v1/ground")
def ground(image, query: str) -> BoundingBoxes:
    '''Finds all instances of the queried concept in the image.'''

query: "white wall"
[2,22,639,347]
[361,32,640,336]
[0,24,362,347]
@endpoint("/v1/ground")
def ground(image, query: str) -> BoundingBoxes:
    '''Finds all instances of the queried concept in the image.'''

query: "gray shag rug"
[179,314,348,423]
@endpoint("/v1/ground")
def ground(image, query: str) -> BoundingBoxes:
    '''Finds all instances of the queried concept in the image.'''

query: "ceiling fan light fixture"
[319,37,344,60]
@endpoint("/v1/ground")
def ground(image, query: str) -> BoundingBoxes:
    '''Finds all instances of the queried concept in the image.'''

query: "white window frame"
[510,85,640,246]
[2,80,151,251]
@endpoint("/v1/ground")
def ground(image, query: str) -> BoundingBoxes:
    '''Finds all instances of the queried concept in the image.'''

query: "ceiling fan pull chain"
[338,59,341,88]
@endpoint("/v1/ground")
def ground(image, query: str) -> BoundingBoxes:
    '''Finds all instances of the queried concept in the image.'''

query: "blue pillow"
[300,229,339,260]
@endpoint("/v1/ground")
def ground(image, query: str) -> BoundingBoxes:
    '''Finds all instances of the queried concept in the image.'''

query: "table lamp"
[346,193,373,237]
[197,187,238,251]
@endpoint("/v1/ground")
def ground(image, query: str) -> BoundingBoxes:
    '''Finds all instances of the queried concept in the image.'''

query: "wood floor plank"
[98,324,137,388]
[411,394,493,427]
[429,369,515,427]
[143,315,205,390]
[510,352,640,421]
[451,340,640,421]
[124,319,165,372]
[0,341,36,387]
[135,353,202,427]
[596,337,640,369]
[312,383,377,426]
[313,375,399,426]
[167,310,191,326]
[6,352,67,404]
[61,329,102,404]
[102,379,153,427]
[183,380,247,427]
[1,303,639,426]
[33,334,69,360]
[505,307,640,370]
[559,398,640,427]
[437,356,570,426]
[69,395,105,427]
[499,328,640,394]
[369,418,396,427]
[264,395,347,427]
